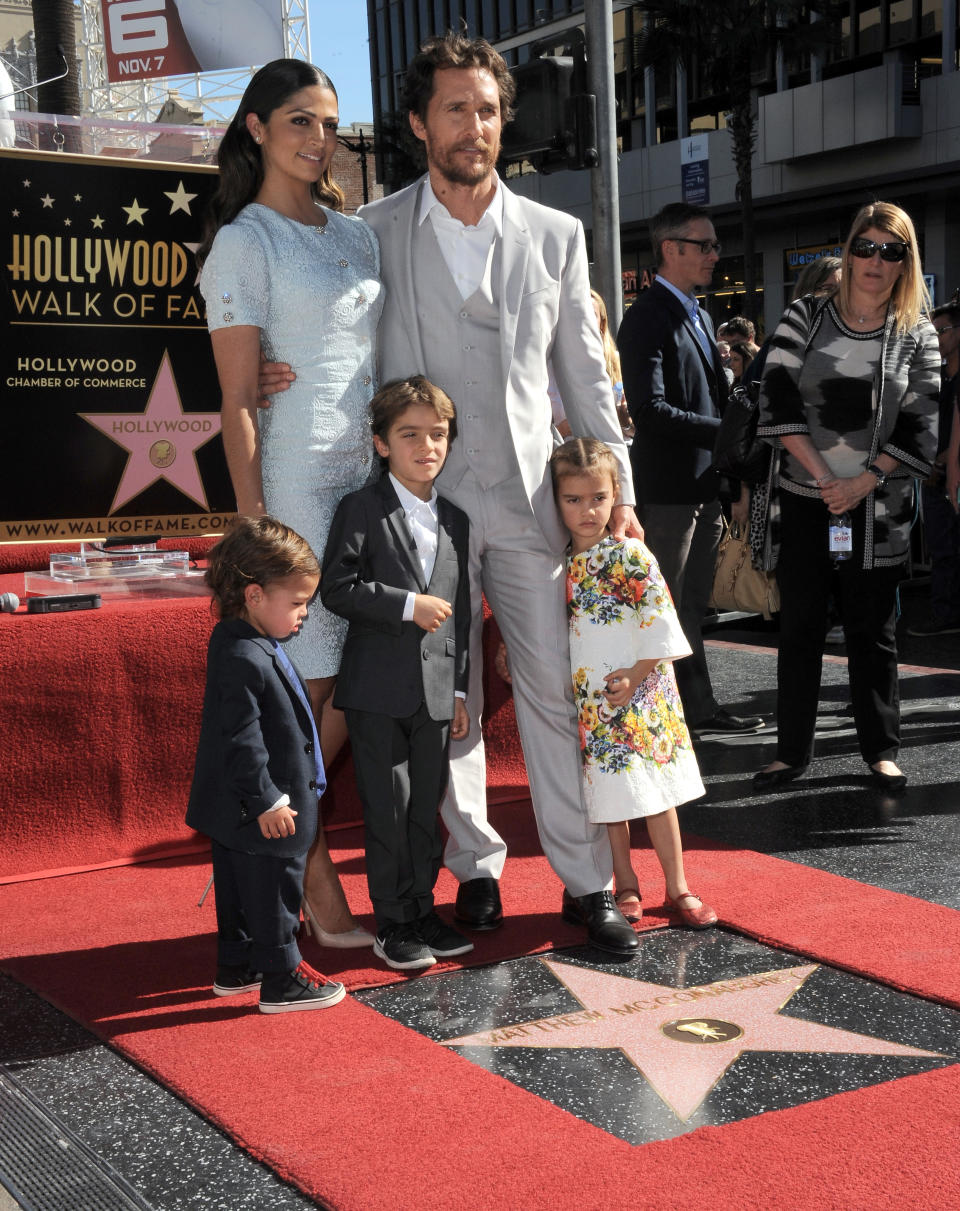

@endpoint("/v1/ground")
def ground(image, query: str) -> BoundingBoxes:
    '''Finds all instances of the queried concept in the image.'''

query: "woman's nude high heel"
[301,896,374,948]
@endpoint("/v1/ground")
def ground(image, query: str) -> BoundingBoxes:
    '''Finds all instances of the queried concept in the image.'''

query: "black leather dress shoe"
[693,708,764,736]
[561,890,639,955]
[752,764,808,791]
[454,877,503,930]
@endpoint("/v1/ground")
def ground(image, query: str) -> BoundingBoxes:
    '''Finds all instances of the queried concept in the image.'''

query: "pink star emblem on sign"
[80,351,221,513]
[444,959,943,1121]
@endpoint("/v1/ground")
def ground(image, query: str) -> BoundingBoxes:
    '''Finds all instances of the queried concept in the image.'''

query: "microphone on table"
[0,592,19,613]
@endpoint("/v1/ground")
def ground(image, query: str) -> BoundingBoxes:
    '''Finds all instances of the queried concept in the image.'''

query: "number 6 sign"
[100,1,283,83]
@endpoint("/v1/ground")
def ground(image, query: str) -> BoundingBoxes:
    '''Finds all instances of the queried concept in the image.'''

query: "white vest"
[411,218,519,490]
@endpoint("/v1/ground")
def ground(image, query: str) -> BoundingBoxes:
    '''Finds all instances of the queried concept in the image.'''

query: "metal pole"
[584,0,623,333]
[945,0,958,74]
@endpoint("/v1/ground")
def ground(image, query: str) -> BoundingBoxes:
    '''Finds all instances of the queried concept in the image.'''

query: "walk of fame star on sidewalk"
[443,959,944,1121]
[80,352,221,513]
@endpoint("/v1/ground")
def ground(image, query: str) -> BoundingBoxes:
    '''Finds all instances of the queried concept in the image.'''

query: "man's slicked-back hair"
[649,202,712,268]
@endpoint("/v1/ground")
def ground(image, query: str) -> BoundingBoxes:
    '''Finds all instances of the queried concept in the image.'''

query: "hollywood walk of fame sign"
[444,958,945,1122]
[1,148,233,542]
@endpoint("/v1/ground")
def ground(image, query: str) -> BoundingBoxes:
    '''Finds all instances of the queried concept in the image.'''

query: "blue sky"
[307,3,374,125]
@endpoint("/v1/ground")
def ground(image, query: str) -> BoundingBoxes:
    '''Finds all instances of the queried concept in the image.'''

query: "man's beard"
[429,137,498,187]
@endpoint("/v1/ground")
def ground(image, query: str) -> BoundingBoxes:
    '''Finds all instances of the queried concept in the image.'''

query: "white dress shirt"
[417,175,504,300]
[390,473,465,701]
[390,473,439,620]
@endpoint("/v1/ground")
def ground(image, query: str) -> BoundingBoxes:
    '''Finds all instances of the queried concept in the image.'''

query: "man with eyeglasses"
[906,299,960,637]
[617,202,763,736]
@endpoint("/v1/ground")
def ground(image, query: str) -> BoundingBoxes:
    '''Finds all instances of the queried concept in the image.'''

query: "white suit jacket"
[359,177,634,552]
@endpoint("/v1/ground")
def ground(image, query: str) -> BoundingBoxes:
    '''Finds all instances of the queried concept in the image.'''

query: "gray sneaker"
[374,923,437,970]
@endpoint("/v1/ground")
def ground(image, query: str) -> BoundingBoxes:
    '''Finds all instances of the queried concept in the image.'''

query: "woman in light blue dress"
[197,59,383,945]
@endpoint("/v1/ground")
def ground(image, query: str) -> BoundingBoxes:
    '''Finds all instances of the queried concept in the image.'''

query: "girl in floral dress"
[550,438,717,929]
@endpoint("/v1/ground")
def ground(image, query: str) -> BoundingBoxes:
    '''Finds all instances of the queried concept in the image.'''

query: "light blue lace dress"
[201,203,384,678]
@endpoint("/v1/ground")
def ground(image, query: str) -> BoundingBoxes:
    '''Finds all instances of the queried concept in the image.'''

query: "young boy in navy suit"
[321,377,472,971]
[187,516,346,1013]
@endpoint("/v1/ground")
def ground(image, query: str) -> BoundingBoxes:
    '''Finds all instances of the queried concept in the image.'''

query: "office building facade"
[367,1,960,332]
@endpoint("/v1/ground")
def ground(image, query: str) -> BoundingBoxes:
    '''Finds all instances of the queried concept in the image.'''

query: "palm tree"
[633,1,838,319]
[32,0,81,149]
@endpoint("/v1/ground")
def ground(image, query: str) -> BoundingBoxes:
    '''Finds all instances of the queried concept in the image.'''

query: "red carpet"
[1,803,958,1210]
[0,583,522,881]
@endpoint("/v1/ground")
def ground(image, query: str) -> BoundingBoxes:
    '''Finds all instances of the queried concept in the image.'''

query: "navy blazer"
[321,475,470,721]
[186,617,322,857]
[617,280,727,505]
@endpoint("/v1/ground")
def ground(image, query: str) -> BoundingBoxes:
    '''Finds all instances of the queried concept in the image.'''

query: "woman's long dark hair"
[198,58,344,266]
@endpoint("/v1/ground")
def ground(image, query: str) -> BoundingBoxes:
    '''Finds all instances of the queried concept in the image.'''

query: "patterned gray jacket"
[757,295,940,569]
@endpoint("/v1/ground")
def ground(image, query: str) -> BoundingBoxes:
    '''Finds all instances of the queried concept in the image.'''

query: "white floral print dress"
[567,536,705,823]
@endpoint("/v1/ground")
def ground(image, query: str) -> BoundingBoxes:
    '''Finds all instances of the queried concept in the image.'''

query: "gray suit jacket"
[359,178,633,551]
[320,474,470,721]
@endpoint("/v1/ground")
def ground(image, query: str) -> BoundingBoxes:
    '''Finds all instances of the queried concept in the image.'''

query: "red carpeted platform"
[0,572,522,882]
[1,805,958,1211]
[4,537,959,1207]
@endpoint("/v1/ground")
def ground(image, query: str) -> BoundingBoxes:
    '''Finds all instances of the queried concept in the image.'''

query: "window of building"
[514,0,535,30]
[702,255,765,330]
[889,0,916,44]
[390,3,405,68]
[858,3,884,55]
[405,5,419,62]
[920,0,943,36]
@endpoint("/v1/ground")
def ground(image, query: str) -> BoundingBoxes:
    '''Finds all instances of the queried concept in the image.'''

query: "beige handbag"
[709,518,780,620]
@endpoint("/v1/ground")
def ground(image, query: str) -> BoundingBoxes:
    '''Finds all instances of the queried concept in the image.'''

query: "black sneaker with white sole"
[373,923,437,970]
[417,911,474,958]
[212,964,262,997]
[258,961,346,1014]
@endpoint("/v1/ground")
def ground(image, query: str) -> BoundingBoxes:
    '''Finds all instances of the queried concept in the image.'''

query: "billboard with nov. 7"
[100,1,284,84]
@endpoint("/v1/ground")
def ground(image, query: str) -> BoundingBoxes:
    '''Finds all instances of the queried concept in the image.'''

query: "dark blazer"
[186,617,322,857]
[321,475,470,721]
[617,280,728,505]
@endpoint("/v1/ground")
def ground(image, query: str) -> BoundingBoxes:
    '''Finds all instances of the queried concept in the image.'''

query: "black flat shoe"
[869,766,907,791]
[561,890,639,955]
[752,764,808,791]
[454,877,503,930]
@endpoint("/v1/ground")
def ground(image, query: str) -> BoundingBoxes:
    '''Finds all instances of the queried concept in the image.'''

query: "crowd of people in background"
[184,31,956,1016]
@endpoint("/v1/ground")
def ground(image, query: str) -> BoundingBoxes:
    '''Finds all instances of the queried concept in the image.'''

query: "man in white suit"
[262,33,640,953]
[367,32,645,954]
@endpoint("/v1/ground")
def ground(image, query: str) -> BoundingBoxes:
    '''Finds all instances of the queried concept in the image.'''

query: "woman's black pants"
[774,491,903,768]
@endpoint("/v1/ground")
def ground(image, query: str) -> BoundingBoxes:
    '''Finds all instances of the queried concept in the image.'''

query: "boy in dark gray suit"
[322,378,472,970]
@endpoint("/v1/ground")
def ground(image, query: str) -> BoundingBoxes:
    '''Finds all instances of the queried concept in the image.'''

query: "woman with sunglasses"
[752,202,939,793]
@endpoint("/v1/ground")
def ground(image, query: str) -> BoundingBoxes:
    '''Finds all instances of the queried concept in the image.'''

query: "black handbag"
[712,382,771,485]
